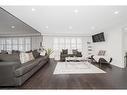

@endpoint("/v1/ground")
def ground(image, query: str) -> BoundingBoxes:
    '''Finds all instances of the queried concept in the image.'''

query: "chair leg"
[98,62,101,68]
[100,62,101,67]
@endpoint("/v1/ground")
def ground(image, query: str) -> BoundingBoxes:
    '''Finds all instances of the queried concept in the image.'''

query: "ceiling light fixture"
[45,26,49,29]
[114,11,119,14]
[31,8,36,11]
[69,26,72,30]
[91,26,95,30]
[123,27,127,31]
[11,26,15,29]
[74,9,79,13]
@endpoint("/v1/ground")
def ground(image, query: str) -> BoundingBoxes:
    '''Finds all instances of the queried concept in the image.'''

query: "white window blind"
[0,37,31,52]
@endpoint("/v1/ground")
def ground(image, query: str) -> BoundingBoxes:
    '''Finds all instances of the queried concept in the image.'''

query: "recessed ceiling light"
[123,27,127,31]
[74,9,79,13]
[31,8,36,11]
[91,26,95,30]
[114,11,119,14]
[11,26,15,29]
[69,26,72,30]
[45,26,49,29]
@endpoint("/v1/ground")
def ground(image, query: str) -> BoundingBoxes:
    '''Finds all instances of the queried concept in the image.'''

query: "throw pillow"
[40,50,46,56]
[98,50,106,56]
[25,50,32,53]
[12,50,20,54]
[20,53,31,64]
[7,50,12,54]
[32,50,40,58]
[1,50,8,54]
[72,49,78,55]
[20,53,29,64]
[28,52,35,61]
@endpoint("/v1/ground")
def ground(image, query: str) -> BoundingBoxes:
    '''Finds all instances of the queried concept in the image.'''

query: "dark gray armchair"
[60,49,82,61]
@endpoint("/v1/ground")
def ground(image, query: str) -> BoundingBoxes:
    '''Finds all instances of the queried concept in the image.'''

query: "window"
[0,37,31,52]
[53,37,83,52]
[53,38,59,50]
[77,38,82,51]
[19,38,25,51]
[65,38,70,50]
[12,38,18,50]
[25,38,31,51]
[59,38,64,50]
[71,38,76,49]
[6,38,12,51]
[0,39,5,51]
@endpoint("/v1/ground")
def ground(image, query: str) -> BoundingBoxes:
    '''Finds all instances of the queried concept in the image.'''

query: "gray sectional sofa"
[0,50,49,86]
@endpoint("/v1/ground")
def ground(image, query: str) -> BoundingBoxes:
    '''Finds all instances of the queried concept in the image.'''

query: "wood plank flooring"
[16,59,127,89]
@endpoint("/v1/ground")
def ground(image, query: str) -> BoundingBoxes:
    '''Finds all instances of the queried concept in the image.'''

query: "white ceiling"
[2,6,127,35]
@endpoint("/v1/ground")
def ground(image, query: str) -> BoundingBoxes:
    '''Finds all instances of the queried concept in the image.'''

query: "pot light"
[74,9,79,13]
[69,26,72,30]
[45,26,49,29]
[123,27,127,31]
[11,26,15,29]
[91,26,95,30]
[31,8,36,11]
[114,11,119,14]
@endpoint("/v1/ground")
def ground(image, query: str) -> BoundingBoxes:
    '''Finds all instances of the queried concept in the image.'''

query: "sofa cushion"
[40,55,49,61]
[0,54,20,62]
[25,50,32,53]
[0,61,21,69]
[12,50,20,54]
[15,55,48,77]
[32,50,40,58]
[1,50,8,54]
[15,60,39,77]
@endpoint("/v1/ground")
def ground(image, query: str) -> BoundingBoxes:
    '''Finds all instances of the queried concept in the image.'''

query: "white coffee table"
[65,57,87,62]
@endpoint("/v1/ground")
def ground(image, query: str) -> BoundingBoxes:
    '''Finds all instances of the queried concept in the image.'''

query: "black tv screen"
[92,32,105,43]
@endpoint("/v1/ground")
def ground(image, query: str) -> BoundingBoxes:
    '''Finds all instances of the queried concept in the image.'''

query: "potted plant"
[45,48,54,57]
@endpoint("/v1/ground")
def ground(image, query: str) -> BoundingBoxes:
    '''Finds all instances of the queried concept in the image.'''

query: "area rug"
[53,62,106,74]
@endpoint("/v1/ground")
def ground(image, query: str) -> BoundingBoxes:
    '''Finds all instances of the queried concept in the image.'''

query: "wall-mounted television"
[92,32,105,43]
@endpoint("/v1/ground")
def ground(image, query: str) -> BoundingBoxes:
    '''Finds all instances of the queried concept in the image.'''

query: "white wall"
[92,27,124,68]
[42,26,126,68]
[122,32,127,67]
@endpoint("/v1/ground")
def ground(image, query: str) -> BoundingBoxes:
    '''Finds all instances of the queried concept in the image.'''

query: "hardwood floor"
[14,58,127,89]
[1,59,126,89]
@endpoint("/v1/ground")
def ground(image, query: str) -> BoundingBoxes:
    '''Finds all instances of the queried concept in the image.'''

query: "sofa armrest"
[0,62,20,86]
